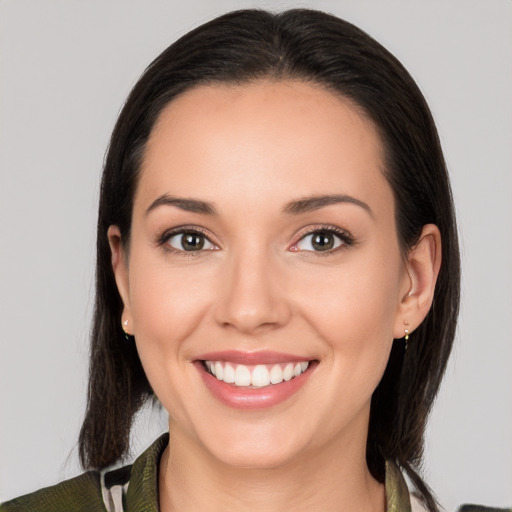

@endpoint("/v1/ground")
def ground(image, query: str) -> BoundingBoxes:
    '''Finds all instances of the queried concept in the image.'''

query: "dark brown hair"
[79,9,460,511]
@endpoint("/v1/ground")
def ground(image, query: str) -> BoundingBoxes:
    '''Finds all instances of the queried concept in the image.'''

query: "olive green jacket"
[1,435,508,512]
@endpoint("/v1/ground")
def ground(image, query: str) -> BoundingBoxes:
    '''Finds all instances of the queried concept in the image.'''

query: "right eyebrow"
[282,194,374,218]
[145,194,217,216]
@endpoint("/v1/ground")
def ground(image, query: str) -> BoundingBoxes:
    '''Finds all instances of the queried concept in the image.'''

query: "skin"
[109,81,441,512]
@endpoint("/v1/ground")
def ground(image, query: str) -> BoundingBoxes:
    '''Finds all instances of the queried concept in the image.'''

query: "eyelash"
[157,225,355,256]
[291,225,355,255]
[157,226,218,257]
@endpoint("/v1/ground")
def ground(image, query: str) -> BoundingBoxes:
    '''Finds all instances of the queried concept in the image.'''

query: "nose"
[214,249,291,335]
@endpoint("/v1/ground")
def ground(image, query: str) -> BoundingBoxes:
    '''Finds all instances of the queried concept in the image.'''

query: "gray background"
[1,0,511,508]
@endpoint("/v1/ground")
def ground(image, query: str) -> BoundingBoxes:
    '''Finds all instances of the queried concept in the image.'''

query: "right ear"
[107,225,133,334]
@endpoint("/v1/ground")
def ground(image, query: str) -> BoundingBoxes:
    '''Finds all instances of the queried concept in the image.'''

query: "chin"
[210,442,300,470]
[195,420,308,470]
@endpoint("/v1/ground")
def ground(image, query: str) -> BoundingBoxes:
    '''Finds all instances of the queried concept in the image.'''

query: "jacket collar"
[125,434,412,511]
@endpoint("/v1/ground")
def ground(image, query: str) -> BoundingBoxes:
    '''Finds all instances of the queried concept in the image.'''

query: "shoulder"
[0,471,105,512]
[1,434,169,512]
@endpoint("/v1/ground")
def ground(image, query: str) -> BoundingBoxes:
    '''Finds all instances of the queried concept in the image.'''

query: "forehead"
[137,80,391,214]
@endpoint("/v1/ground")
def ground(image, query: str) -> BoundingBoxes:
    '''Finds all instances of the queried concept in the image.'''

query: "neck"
[158,423,385,512]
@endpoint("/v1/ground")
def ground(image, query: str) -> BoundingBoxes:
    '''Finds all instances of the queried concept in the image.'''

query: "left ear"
[393,224,442,339]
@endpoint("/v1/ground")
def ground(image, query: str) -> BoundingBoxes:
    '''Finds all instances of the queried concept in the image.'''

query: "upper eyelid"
[293,224,353,241]
[157,229,220,259]
[288,225,355,253]
[160,225,215,241]
[157,226,220,250]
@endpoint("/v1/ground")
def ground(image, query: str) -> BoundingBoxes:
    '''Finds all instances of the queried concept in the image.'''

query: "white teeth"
[205,360,311,388]
[251,365,270,387]
[269,364,284,384]
[214,361,224,381]
[223,363,235,383]
[283,363,294,381]
[234,365,251,386]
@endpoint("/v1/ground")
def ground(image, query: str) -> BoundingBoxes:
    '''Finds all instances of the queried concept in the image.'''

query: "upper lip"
[195,350,312,365]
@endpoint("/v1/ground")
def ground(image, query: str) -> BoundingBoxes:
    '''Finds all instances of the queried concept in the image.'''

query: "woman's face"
[112,81,413,468]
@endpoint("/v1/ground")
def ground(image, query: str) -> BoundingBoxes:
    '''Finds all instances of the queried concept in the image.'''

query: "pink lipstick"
[194,351,317,409]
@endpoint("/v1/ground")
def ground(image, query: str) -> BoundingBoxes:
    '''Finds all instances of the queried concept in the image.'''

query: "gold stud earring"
[122,319,132,340]
[404,321,410,350]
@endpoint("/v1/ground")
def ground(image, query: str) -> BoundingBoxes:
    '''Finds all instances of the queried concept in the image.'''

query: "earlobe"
[107,225,133,329]
[394,224,442,339]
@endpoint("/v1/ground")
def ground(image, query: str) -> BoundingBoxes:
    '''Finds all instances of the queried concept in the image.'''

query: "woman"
[0,7,481,512]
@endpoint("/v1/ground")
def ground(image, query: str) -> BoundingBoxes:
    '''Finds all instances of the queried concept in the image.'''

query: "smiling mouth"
[201,360,311,388]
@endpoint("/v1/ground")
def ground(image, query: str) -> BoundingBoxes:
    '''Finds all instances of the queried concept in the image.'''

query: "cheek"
[298,254,401,334]
[125,254,214,416]
[125,254,217,405]
[128,254,212,343]
[293,248,402,381]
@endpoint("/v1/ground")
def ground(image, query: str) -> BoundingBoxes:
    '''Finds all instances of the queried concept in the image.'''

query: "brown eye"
[296,230,344,252]
[311,232,335,251]
[168,231,214,251]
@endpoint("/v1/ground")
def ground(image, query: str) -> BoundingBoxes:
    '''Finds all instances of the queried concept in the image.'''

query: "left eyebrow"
[282,194,373,218]
[145,194,217,216]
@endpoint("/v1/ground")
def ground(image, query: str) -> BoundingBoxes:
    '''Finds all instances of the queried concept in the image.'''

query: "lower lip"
[196,361,316,410]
